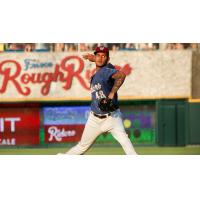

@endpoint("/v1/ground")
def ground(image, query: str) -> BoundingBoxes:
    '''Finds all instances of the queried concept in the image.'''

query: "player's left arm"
[108,70,126,99]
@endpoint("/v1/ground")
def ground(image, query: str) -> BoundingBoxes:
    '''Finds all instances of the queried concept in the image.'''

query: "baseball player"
[64,46,137,155]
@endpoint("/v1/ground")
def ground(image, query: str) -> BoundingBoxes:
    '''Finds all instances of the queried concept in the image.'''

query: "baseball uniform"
[66,63,137,155]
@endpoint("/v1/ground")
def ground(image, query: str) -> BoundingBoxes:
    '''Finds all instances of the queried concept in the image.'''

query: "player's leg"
[108,110,137,155]
[66,113,102,155]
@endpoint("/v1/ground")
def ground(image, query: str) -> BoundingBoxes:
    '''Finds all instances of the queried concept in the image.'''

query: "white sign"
[0,51,192,101]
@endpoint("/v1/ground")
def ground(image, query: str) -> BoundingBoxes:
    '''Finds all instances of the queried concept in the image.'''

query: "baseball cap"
[94,46,109,56]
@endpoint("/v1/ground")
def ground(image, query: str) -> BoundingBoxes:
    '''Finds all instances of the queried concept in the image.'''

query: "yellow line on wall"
[0,96,190,102]
[188,99,200,103]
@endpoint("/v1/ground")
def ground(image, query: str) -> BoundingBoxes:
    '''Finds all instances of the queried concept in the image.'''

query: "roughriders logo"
[0,56,89,96]
[48,126,76,142]
[0,55,133,96]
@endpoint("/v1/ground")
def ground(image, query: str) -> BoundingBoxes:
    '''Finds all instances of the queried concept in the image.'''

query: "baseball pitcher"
[63,46,137,155]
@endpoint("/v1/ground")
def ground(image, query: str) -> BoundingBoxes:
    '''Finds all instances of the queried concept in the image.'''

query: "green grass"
[0,145,199,155]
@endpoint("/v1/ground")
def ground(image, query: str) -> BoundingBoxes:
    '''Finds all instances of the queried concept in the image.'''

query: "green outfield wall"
[187,102,200,144]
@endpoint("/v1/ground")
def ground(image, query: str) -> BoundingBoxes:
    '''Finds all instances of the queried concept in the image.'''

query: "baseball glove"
[98,98,116,112]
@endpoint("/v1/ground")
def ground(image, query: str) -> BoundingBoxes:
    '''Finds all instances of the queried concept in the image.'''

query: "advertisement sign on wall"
[43,106,90,143]
[121,105,156,143]
[0,51,191,101]
[0,108,40,146]
[96,104,156,144]
[43,104,156,145]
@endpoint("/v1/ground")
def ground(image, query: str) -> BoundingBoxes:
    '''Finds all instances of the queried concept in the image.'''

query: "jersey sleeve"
[102,67,117,81]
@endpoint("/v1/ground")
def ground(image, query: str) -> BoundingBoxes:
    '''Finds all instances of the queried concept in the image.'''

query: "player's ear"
[107,57,110,62]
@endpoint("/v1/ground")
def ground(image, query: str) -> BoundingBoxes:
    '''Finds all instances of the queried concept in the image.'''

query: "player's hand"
[82,53,95,62]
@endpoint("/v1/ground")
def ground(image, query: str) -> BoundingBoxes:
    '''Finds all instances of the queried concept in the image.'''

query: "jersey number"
[96,90,106,100]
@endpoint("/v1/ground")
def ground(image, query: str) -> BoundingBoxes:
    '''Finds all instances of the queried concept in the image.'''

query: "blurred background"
[0,43,200,52]
[0,43,200,154]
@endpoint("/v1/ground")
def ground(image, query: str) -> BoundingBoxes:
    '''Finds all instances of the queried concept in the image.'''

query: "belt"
[92,112,111,119]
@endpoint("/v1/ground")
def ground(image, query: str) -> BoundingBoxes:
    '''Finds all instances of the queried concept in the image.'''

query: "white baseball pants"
[66,109,137,155]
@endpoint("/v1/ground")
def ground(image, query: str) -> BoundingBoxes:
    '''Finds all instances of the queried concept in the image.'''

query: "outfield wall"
[187,102,200,144]
[0,50,193,101]
[1,100,200,147]
[0,101,156,146]
[1,50,200,147]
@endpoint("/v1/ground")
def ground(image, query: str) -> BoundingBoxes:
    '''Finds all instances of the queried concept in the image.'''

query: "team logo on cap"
[99,46,105,50]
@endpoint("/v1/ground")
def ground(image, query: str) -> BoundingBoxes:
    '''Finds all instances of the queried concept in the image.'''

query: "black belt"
[92,112,111,119]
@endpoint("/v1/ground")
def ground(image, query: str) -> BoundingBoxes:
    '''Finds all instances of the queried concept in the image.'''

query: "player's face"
[95,52,109,67]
